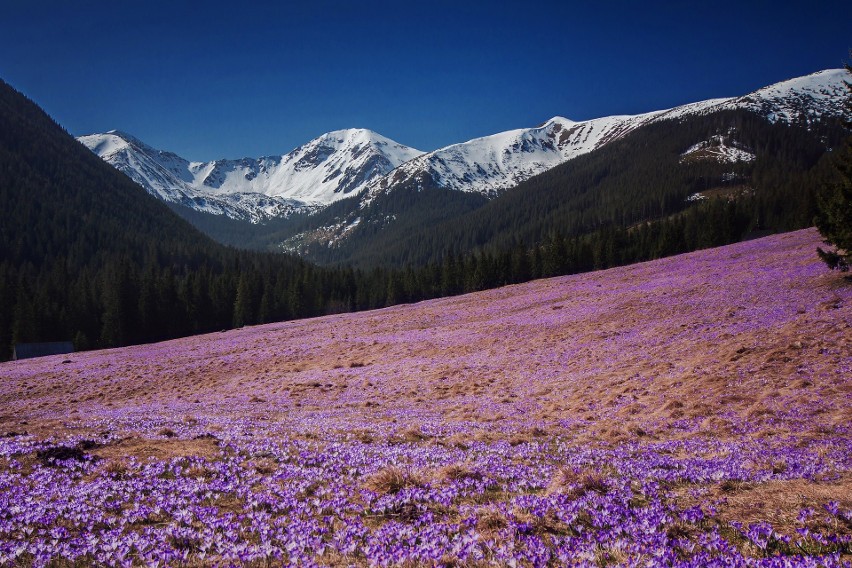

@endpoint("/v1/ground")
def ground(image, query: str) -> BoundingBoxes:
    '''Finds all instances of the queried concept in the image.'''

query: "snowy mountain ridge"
[361,69,849,204]
[78,128,424,222]
[79,69,848,225]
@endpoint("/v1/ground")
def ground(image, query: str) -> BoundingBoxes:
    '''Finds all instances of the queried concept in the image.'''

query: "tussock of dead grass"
[103,460,128,479]
[436,463,482,483]
[476,507,508,533]
[437,433,471,450]
[593,543,629,566]
[351,429,375,444]
[507,426,551,447]
[398,426,430,443]
[251,458,277,475]
[511,505,570,537]
[392,556,492,568]
[363,465,421,494]
[508,433,531,446]
[92,437,219,462]
[185,464,216,480]
[547,467,581,494]
[548,468,610,498]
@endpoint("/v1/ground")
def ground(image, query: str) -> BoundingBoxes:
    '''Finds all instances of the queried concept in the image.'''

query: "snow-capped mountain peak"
[362,69,849,204]
[78,131,195,200]
[80,68,848,226]
[361,111,669,202]
[78,128,423,222]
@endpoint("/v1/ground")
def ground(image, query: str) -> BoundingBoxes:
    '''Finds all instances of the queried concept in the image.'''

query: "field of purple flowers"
[1,229,850,566]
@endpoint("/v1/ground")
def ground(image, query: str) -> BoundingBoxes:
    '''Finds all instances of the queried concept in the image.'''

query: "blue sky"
[1,1,849,160]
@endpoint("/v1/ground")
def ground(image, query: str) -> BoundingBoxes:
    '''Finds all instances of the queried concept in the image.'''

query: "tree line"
[0,191,756,359]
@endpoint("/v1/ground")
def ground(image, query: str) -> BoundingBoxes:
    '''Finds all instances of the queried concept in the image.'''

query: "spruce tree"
[815,60,852,271]
[233,274,254,327]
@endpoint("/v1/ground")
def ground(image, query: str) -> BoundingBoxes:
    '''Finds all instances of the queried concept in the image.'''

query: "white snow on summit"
[361,112,673,202]
[184,129,423,203]
[729,68,850,123]
[79,69,848,225]
[362,69,849,203]
[78,129,423,222]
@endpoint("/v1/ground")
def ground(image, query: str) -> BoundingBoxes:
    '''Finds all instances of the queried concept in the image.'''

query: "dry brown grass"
[103,460,128,478]
[389,557,494,568]
[185,464,216,480]
[436,463,482,483]
[437,433,471,449]
[363,465,421,494]
[548,468,610,498]
[92,437,220,462]
[706,474,852,536]
[250,458,277,475]
[352,429,375,444]
[475,507,507,533]
[398,426,431,443]
[593,543,629,567]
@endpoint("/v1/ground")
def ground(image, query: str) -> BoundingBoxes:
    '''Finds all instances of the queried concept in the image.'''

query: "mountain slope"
[78,128,423,222]
[285,113,847,266]
[362,69,849,203]
[0,77,313,355]
[74,68,850,265]
[279,69,849,264]
[0,90,216,267]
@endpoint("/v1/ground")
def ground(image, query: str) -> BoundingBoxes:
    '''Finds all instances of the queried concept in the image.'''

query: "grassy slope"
[4,229,847,431]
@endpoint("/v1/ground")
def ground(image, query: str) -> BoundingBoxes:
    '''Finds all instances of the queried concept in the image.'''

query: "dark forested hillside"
[0,80,362,359]
[166,201,314,251]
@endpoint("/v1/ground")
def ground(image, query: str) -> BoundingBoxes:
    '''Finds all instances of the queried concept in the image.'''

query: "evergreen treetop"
[815,60,852,271]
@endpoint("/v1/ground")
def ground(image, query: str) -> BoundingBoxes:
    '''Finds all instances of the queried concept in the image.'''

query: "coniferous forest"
[0,77,848,360]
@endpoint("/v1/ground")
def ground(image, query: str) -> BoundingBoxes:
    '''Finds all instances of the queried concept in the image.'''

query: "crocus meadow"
[0,229,850,566]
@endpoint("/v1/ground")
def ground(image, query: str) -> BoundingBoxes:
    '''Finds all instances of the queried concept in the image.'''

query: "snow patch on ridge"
[680,135,756,164]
